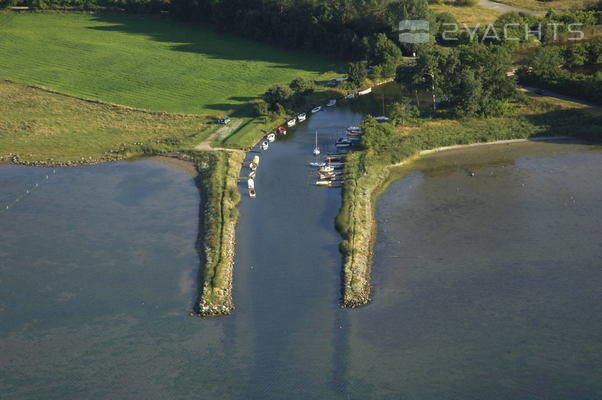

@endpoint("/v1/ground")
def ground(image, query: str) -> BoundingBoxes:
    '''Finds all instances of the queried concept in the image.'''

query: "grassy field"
[0,80,211,163]
[0,12,336,116]
[430,4,502,25]
[494,0,594,11]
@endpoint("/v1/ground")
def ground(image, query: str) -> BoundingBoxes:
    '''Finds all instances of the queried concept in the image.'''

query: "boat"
[358,87,372,96]
[252,155,260,165]
[287,119,296,127]
[315,180,333,187]
[336,142,351,148]
[345,93,356,100]
[249,162,257,171]
[309,162,326,167]
[267,133,276,142]
[313,131,320,156]
[375,116,390,123]
[347,126,361,135]
[319,165,335,173]
[249,170,256,179]
[311,106,322,113]
[260,141,269,150]
[249,188,256,198]
[327,99,336,107]
[319,171,341,180]
[297,113,307,122]
[247,178,255,190]
[277,126,287,135]
[325,155,344,162]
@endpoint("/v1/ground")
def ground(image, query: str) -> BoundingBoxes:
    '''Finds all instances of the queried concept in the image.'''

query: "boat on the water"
[315,180,332,187]
[277,126,287,135]
[311,106,322,113]
[345,93,356,100]
[327,99,336,107]
[376,116,390,123]
[297,113,307,122]
[249,188,256,198]
[260,141,269,150]
[319,165,335,173]
[287,119,296,127]
[249,170,256,179]
[313,130,320,156]
[358,87,372,96]
[267,133,276,142]
[252,155,260,165]
[347,126,361,135]
[309,162,326,167]
[247,178,255,190]
[325,155,344,162]
[249,162,258,171]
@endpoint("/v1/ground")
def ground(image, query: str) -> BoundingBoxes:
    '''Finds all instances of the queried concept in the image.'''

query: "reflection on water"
[1,93,601,399]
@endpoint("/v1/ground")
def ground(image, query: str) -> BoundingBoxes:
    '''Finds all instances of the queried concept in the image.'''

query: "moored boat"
[249,162,257,171]
[347,126,361,135]
[325,155,344,162]
[345,93,356,100]
[249,170,256,179]
[358,87,372,96]
[297,113,307,122]
[376,116,390,123]
[277,126,287,135]
[309,162,326,167]
[327,99,336,107]
[319,165,335,173]
[252,155,260,165]
[267,133,276,142]
[249,188,256,198]
[287,119,296,127]
[311,106,322,113]
[247,178,255,190]
[260,141,269,150]
[315,180,332,187]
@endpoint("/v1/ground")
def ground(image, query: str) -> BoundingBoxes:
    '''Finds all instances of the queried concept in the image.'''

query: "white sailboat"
[312,130,320,156]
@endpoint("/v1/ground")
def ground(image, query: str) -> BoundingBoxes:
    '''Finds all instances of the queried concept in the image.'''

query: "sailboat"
[376,94,390,123]
[312,131,320,156]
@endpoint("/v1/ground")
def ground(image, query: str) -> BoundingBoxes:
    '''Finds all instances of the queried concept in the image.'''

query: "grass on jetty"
[192,150,244,316]
[336,96,602,307]
[0,80,209,163]
[0,12,334,115]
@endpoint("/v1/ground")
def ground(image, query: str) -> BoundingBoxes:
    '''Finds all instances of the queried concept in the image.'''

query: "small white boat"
[313,130,320,156]
[345,93,356,100]
[252,155,260,165]
[267,133,276,142]
[327,99,336,107]
[375,116,390,123]
[249,170,256,179]
[287,119,296,127]
[249,162,258,171]
[309,162,326,167]
[347,126,361,134]
[260,141,269,150]
[249,188,256,198]
[336,142,351,148]
[315,180,333,187]
[311,106,322,113]
[297,113,307,122]
[319,165,335,173]
[358,88,372,96]
[247,178,255,190]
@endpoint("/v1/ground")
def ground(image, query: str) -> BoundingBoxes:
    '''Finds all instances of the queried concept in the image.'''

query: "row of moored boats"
[309,126,363,187]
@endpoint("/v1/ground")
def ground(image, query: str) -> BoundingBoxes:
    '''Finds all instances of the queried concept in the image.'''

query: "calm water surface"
[1,89,601,399]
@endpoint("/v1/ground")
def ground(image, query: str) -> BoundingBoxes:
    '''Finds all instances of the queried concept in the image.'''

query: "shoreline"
[338,136,574,308]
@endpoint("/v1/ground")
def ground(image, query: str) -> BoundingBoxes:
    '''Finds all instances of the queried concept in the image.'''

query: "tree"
[262,85,293,108]
[530,46,564,79]
[289,77,315,94]
[252,100,270,117]
[361,116,396,150]
[348,61,368,88]
[389,99,420,125]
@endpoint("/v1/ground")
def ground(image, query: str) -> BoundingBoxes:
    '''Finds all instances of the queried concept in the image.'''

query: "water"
[1,88,601,399]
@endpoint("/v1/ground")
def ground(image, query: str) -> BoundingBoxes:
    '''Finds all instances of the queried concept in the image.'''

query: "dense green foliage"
[517,39,602,104]
[0,13,334,114]
[398,42,517,117]
[170,0,430,60]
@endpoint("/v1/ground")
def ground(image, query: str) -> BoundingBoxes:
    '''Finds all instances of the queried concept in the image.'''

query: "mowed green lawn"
[0,13,336,115]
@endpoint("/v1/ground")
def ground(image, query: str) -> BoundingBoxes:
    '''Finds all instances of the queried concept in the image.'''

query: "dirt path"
[520,86,600,109]
[477,0,545,15]
[194,119,245,152]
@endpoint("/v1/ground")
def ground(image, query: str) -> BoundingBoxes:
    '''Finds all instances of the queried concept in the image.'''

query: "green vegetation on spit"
[191,150,244,316]
[337,96,602,307]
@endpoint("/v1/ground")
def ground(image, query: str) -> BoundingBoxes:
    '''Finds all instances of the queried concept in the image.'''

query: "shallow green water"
[1,100,601,398]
